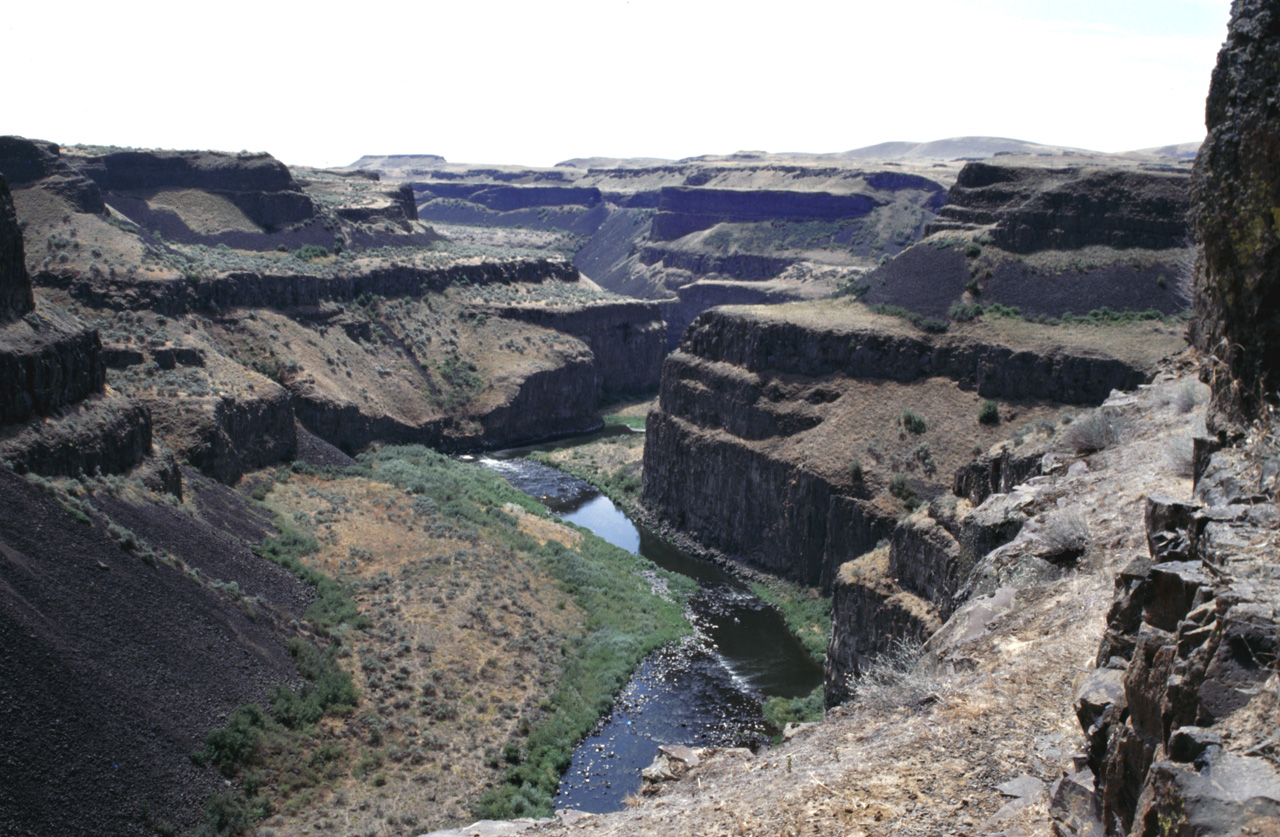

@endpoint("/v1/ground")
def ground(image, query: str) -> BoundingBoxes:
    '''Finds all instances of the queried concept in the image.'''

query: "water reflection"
[475,453,822,813]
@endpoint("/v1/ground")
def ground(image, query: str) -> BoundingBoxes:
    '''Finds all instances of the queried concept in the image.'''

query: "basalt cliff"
[0,137,668,483]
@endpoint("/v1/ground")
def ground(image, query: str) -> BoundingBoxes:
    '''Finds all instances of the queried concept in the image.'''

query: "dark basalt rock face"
[929,162,1190,253]
[0,136,106,215]
[1060,9,1280,834]
[1189,0,1280,432]
[1076,469,1280,836]
[73,147,316,231]
[649,187,887,241]
[0,392,152,479]
[335,183,419,223]
[50,256,582,315]
[643,307,1149,595]
[415,182,603,211]
[0,302,106,425]
[473,299,666,395]
[0,175,33,316]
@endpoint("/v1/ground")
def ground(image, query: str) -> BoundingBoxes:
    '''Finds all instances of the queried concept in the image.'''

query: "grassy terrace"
[196,447,693,834]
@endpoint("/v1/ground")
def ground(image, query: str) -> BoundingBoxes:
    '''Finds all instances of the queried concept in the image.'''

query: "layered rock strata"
[928,162,1190,253]
[73,147,316,230]
[643,306,1152,593]
[52,256,582,315]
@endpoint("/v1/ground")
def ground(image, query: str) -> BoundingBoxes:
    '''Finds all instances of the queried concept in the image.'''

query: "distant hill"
[555,156,672,169]
[1125,141,1202,160]
[347,153,448,170]
[838,136,1094,160]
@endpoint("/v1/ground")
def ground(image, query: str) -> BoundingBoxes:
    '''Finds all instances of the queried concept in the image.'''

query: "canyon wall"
[676,307,1146,403]
[474,299,666,394]
[928,162,1190,253]
[51,257,582,315]
[1189,0,1280,432]
[642,306,1154,595]
[0,176,33,315]
[74,147,317,230]
[1073,4,1280,834]
[650,187,886,241]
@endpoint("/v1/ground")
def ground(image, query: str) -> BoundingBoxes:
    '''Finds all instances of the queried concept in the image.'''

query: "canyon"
[1,14,1278,833]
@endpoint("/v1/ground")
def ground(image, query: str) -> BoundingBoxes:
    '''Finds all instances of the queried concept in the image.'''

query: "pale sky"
[5,0,1232,168]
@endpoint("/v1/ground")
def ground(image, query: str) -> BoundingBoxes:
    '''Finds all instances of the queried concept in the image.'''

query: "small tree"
[978,400,1000,425]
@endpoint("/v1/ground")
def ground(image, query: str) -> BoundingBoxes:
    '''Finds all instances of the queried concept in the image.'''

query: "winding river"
[473,430,823,813]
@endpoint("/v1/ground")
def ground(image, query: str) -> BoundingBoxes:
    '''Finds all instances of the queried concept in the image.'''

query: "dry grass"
[141,188,262,234]
[1037,506,1090,559]
[258,474,587,834]
[1065,409,1129,454]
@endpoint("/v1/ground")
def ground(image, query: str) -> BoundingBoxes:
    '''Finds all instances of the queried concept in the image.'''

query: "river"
[473,431,823,813]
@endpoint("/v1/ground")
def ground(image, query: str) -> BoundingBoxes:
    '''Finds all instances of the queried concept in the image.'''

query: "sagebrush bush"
[1166,436,1195,477]
[888,474,920,510]
[1065,409,1128,454]
[849,637,943,712]
[978,400,1000,425]
[1039,507,1089,560]
[900,409,927,435]
[1173,381,1201,414]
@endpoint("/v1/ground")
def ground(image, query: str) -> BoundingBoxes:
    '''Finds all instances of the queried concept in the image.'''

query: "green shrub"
[888,474,920,510]
[848,459,863,483]
[763,685,824,729]
[900,409,927,435]
[949,302,983,322]
[978,400,1000,425]
[291,245,330,262]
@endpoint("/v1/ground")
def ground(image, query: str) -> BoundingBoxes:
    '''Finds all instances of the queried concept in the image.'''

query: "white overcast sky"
[5,0,1233,168]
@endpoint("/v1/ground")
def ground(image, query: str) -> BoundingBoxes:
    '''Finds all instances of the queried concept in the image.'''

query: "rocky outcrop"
[0,136,106,215]
[0,391,152,478]
[928,162,1189,253]
[637,245,796,281]
[678,307,1149,405]
[49,256,582,315]
[147,384,297,485]
[0,303,105,425]
[1076,461,1280,836]
[1061,10,1280,832]
[1189,0,1280,431]
[472,299,666,394]
[72,147,316,230]
[289,346,600,454]
[474,350,602,447]
[644,306,1155,591]
[645,410,895,589]
[414,182,603,211]
[334,183,419,223]
[0,176,33,316]
[650,187,885,241]
[953,440,1044,506]
[824,547,943,708]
